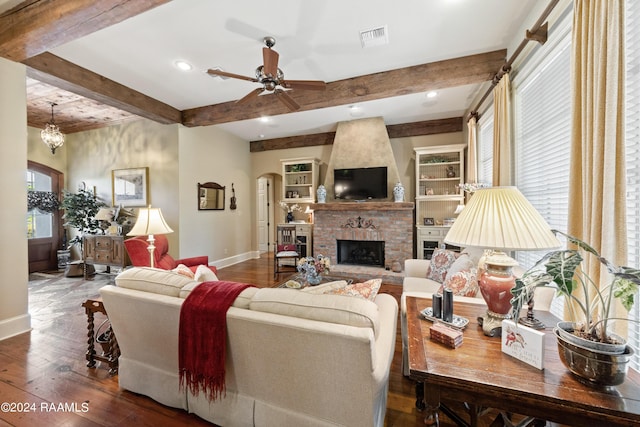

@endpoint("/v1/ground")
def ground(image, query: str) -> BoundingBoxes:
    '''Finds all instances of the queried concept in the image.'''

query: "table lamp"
[443,187,560,336]
[127,206,174,268]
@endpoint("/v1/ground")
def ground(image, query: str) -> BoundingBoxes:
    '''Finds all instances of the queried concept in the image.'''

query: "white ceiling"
[35,0,541,140]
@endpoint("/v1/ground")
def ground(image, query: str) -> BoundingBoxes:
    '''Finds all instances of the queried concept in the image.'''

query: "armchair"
[124,235,213,274]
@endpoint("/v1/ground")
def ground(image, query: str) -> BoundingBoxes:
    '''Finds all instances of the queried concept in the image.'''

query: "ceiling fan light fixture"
[41,102,64,155]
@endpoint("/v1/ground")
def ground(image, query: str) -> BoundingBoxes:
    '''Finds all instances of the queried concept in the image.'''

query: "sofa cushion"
[178,282,258,307]
[194,264,219,282]
[249,288,380,336]
[116,267,197,297]
[426,248,458,283]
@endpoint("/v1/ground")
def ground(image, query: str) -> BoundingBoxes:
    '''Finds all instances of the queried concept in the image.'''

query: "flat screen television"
[334,167,388,200]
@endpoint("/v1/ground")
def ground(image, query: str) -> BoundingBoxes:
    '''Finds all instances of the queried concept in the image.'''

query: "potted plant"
[510,230,640,386]
[59,185,105,249]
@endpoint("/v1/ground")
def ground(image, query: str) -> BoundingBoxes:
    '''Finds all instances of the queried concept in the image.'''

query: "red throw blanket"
[179,281,253,401]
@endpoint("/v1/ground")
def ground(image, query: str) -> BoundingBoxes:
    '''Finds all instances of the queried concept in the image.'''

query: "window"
[513,34,572,270]
[26,169,54,239]
[625,0,640,372]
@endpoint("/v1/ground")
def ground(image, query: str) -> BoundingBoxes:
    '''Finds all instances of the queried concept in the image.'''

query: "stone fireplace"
[312,202,413,283]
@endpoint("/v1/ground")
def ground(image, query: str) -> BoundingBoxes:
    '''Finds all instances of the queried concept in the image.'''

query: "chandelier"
[41,102,65,154]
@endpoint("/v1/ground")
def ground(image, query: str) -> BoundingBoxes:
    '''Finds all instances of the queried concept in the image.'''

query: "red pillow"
[277,244,297,252]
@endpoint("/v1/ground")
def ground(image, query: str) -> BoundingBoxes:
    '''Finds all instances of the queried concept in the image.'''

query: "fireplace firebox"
[337,240,385,267]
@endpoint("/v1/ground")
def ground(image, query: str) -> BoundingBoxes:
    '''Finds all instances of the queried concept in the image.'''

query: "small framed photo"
[424,217,435,226]
[112,167,149,207]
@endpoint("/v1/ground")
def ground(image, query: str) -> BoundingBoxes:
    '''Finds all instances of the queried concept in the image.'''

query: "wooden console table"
[82,299,119,375]
[83,235,130,279]
[406,296,640,426]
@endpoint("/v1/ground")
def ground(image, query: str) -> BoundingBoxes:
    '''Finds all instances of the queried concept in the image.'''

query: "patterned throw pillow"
[326,278,382,301]
[426,249,458,283]
[439,268,479,297]
[172,264,195,279]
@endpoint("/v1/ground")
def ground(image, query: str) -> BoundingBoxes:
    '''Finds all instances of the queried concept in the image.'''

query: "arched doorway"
[27,161,64,273]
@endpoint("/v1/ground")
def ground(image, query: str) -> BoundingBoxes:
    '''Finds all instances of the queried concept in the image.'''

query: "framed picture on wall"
[112,167,149,207]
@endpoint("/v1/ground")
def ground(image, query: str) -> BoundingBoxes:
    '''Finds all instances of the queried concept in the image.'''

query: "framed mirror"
[198,182,225,210]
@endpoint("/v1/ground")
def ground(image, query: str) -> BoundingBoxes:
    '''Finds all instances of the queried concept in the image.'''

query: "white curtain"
[492,73,512,186]
[567,0,628,333]
[467,115,478,184]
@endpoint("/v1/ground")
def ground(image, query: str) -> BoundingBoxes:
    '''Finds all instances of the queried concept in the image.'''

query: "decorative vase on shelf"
[286,212,294,223]
[317,185,327,203]
[393,182,405,202]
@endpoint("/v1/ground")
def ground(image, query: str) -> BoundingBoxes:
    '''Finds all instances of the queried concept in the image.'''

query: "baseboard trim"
[212,251,260,269]
[0,313,31,341]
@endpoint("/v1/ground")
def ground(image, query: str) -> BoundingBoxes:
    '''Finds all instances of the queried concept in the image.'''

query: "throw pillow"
[172,263,195,279]
[426,249,458,283]
[446,254,475,277]
[194,264,219,282]
[439,268,479,297]
[325,278,382,301]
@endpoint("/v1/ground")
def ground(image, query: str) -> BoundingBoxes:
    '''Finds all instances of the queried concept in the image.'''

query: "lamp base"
[477,310,510,337]
[518,315,545,330]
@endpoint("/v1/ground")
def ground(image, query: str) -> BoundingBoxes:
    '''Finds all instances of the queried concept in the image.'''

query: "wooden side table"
[82,299,119,375]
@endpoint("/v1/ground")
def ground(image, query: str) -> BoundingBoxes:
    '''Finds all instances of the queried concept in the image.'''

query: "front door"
[27,161,64,273]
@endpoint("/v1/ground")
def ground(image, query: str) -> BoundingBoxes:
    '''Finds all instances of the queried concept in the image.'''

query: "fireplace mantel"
[310,202,414,211]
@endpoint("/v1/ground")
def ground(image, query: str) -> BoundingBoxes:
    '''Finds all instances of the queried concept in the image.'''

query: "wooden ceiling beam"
[249,117,463,152]
[0,0,171,62]
[25,52,181,124]
[183,50,505,128]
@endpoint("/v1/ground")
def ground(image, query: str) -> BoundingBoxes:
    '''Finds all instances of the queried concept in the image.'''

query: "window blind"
[514,36,572,271]
[625,0,640,372]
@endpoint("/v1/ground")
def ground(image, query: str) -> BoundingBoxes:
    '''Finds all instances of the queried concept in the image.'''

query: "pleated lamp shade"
[444,187,560,251]
[128,206,174,236]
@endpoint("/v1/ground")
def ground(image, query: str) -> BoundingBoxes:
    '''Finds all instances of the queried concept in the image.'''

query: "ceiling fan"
[207,36,326,111]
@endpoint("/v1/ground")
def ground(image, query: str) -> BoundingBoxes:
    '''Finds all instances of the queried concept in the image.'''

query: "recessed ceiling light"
[174,60,192,71]
[259,116,270,123]
[426,91,438,98]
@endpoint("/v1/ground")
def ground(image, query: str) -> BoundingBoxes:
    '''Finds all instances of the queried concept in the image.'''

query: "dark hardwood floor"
[0,254,543,426]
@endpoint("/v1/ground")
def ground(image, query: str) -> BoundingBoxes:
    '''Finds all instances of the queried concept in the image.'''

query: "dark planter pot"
[556,321,626,355]
[554,327,633,387]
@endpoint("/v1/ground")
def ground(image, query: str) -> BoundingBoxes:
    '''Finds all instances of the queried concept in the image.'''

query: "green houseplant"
[510,230,640,386]
[59,186,105,248]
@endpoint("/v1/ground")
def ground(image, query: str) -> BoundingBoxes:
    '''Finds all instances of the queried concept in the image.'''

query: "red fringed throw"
[179,281,253,401]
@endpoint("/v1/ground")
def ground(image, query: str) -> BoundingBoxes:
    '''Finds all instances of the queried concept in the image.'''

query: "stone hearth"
[311,202,413,284]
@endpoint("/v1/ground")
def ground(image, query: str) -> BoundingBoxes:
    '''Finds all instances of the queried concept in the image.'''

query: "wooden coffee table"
[406,296,640,426]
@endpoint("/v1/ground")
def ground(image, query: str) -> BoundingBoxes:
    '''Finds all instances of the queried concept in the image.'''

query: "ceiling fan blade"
[274,88,300,111]
[263,47,279,77]
[207,69,258,83]
[236,88,265,104]
[281,79,326,90]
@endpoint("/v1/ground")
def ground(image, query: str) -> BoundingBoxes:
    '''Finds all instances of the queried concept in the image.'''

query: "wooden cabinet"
[83,235,129,278]
[281,157,319,203]
[294,223,313,258]
[414,144,465,259]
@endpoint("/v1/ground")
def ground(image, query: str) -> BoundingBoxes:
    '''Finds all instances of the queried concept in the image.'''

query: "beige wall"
[0,57,30,340]
[178,125,253,266]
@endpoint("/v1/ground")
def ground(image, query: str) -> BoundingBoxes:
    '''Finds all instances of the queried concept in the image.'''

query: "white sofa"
[100,267,398,427]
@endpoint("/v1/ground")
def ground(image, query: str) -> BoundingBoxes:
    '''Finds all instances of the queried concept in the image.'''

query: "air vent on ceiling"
[359,25,389,48]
